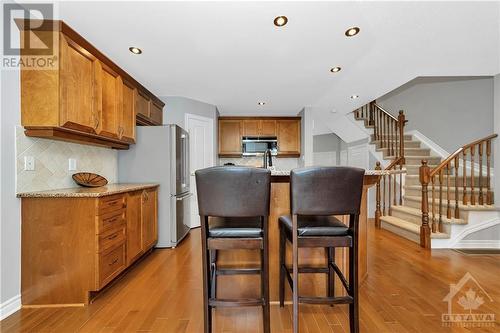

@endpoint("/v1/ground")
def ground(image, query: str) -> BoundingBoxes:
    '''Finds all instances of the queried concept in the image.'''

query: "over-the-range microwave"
[241,136,278,156]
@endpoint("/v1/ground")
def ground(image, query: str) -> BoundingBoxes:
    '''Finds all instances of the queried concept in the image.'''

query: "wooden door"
[126,191,143,264]
[277,119,301,155]
[260,119,277,136]
[136,90,150,118]
[119,79,136,143]
[141,188,158,250]
[95,61,120,139]
[59,34,98,134]
[243,120,260,136]
[218,120,242,155]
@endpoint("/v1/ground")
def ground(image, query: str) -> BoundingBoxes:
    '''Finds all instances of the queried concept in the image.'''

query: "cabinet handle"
[106,217,118,224]
[118,126,124,137]
[108,258,118,266]
[94,114,100,129]
[107,234,118,240]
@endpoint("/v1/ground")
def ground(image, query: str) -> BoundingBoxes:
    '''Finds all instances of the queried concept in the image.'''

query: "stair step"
[390,205,466,225]
[371,140,421,148]
[385,156,441,165]
[378,147,431,157]
[380,216,449,243]
[405,185,492,202]
[405,174,482,186]
[404,195,498,213]
[371,134,413,141]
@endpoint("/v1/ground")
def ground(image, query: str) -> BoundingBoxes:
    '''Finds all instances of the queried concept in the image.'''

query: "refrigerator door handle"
[175,193,193,201]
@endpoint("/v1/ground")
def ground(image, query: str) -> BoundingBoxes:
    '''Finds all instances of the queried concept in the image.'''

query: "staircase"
[354,102,499,248]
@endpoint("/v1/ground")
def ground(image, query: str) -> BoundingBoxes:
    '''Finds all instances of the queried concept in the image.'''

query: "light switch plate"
[68,158,77,171]
[24,156,35,171]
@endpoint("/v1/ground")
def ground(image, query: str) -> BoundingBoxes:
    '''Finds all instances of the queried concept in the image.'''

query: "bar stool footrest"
[299,296,354,305]
[216,268,261,275]
[209,298,265,307]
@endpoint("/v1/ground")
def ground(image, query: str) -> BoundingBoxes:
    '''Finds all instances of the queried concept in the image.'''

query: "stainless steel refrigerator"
[118,125,191,248]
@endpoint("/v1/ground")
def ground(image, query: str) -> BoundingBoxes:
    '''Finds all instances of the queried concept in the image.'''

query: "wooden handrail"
[429,134,498,177]
[373,103,398,121]
[419,133,498,248]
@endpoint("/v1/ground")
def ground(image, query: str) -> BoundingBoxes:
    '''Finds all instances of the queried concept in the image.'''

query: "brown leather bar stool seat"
[278,166,365,333]
[196,166,271,333]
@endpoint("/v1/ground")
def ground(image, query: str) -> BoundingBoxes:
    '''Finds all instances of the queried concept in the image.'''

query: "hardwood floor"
[2,221,499,332]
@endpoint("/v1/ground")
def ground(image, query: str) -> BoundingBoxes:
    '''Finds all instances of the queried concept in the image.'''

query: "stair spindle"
[446,164,451,220]
[393,171,397,206]
[486,140,493,204]
[395,120,399,158]
[375,162,382,228]
[431,175,436,232]
[399,163,403,205]
[462,150,468,205]
[454,156,460,219]
[382,174,386,215]
[439,169,443,230]
[388,174,392,215]
[470,145,476,205]
[478,142,484,205]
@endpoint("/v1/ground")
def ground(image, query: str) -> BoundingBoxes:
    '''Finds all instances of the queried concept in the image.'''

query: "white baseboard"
[406,130,449,158]
[453,240,500,249]
[0,294,21,320]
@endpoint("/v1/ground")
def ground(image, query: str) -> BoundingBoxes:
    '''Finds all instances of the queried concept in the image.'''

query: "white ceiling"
[57,1,500,117]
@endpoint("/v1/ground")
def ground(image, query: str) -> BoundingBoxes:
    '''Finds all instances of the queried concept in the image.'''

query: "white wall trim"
[453,240,500,249]
[1,294,21,320]
[406,129,449,158]
[432,216,500,249]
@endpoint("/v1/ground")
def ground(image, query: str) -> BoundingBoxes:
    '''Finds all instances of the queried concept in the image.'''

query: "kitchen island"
[216,171,381,302]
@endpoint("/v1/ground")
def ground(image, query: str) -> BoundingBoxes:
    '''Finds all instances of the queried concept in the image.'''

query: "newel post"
[398,110,406,163]
[419,160,431,249]
[375,161,382,228]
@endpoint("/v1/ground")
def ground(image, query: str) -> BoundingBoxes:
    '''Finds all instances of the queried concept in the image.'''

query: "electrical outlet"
[24,156,35,171]
[68,158,77,171]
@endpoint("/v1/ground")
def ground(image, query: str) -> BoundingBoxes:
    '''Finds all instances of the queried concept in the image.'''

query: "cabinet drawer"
[98,226,126,253]
[97,209,125,234]
[98,243,126,288]
[98,194,126,215]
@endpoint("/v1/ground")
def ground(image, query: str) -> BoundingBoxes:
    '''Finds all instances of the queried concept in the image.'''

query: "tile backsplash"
[16,126,117,193]
[219,156,300,170]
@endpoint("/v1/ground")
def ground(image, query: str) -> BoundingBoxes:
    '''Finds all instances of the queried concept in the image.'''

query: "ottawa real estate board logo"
[2,3,57,70]
[442,272,495,327]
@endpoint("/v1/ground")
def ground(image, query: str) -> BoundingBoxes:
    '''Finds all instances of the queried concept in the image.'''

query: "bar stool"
[195,166,271,333]
[278,166,365,333]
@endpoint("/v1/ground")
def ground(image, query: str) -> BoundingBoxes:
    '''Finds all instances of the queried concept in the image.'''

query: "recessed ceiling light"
[129,47,142,54]
[330,66,342,73]
[345,27,360,37]
[274,16,288,27]
[350,94,359,99]
[258,102,266,106]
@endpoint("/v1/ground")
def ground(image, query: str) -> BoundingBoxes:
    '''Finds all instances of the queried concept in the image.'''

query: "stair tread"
[391,205,467,224]
[380,216,449,238]
[404,195,499,211]
[405,184,490,192]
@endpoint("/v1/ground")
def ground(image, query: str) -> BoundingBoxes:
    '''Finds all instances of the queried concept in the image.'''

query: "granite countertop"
[271,169,392,176]
[17,183,159,198]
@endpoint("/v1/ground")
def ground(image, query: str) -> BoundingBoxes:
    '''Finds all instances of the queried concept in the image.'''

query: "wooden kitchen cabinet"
[18,19,164,149]
[277,119,301,156]
[218,117,300,157]
[119,79,137,143]
[219,119,243,156]
[20,185,159,306]
[141,188,158,249]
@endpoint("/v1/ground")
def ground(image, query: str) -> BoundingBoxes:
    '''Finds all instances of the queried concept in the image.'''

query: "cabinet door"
[218,120,242,155]
[243,120,260,136]
[126,191,143,265]
[260,119,277,136]
[95,62,120,139]
[119,79,136,143]
[136,90,150,119]
[150,100,163,125]
[141,188,158,250]
[59,34,98,134]
[277,119,301,155]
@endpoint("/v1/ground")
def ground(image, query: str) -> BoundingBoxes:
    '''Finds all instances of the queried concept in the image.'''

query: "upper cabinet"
[18,19,164,149]
[218,117,301,157]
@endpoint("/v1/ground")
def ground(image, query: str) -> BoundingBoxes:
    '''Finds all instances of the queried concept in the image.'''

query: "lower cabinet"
[20,186,159,306]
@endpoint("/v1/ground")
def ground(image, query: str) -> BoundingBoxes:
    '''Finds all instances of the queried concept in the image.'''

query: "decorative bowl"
[72,172,108,188]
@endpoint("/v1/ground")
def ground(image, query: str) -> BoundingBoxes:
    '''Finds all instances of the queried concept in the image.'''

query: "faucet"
[263,149,273,169]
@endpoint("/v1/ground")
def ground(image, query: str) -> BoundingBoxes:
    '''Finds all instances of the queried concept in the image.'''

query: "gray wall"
[495,74,500,206]
[377,77,494,153]
[160,96,219,164]
[1,68,21,305]
[313,133,341,153]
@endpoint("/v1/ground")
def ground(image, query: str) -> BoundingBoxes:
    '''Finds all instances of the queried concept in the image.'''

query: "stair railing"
[355,102,408,228]
[419,134,498,248]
